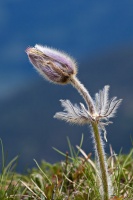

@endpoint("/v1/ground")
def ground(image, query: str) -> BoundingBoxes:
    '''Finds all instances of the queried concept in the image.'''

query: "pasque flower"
[26,44,122,200]
[26,44,95,113]
[26,45,77,84]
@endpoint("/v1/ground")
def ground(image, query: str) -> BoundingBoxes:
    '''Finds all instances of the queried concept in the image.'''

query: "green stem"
[70,76,110,199]
[91,121,109,200]
[70,76,95,114]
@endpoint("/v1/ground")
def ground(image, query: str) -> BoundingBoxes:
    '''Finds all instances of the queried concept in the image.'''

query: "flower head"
[26,45,77,84]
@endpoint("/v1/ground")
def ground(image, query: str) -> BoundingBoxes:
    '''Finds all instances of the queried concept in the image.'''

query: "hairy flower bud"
[26,45,77,84]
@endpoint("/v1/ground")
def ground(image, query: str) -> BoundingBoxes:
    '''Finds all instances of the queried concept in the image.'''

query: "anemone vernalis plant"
[26,45,122,200]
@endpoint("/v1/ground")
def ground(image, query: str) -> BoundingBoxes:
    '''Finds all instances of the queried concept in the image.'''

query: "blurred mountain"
[0,45,133,171]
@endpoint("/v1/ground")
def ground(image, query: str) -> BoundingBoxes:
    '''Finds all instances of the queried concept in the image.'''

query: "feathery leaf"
[54,100,91,125]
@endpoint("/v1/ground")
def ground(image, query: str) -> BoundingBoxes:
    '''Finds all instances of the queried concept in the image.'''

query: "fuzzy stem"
[70,75,110,200]
[91,121,109,200]
[70,76,95,114]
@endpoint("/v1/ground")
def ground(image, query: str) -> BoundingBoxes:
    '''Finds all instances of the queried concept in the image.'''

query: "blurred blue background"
[0,0,133,171]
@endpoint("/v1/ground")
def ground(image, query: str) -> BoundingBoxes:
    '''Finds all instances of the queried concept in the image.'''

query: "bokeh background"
[0,0,133,172]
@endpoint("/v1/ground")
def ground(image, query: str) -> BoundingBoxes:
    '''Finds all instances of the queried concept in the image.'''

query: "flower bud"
[26,45,77,84]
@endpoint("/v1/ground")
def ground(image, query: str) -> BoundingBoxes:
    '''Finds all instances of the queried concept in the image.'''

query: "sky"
[0,0,133,169]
